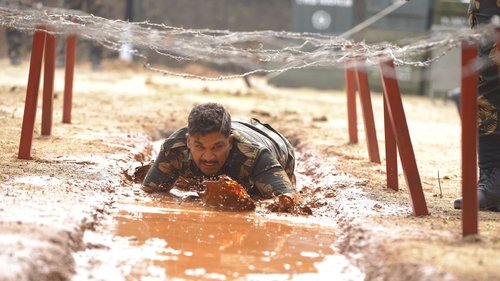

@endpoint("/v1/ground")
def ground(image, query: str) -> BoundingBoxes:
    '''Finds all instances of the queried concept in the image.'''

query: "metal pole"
[18,28,46,160]
[384,95,398,191]
[41,32,56,136]
[345,57,358,143]
[461,40,478,236]
[354,58,381,164]
[63,35,76,124]
[378,58,429,216]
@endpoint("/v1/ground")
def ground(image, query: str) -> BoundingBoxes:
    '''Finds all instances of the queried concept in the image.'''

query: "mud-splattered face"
[187,132,233,176]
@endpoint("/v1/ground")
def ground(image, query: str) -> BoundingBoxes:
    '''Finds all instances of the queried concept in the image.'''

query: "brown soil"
[0,57,499,281]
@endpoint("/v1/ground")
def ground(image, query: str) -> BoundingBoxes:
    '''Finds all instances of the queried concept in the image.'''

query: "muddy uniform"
[143,119,296,198]
[468,1,500,168]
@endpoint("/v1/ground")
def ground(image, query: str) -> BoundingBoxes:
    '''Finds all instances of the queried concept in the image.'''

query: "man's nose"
[202,152,216,161]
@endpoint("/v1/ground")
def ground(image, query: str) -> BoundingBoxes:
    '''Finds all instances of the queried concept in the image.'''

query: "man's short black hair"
[187,102,232,137]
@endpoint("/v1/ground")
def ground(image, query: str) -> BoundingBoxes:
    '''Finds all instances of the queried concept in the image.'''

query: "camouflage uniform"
[454,1,500,211]
[468,1,500,168]
[143,118,296,199]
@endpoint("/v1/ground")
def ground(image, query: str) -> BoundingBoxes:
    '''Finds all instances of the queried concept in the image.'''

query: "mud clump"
[199,176,256,211]
[267,194,313,215]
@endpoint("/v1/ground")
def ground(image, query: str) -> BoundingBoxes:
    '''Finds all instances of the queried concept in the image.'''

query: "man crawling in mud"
[141,102,297,211]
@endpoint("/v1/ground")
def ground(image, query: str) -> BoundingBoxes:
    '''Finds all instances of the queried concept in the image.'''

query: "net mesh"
[0,3,495,80]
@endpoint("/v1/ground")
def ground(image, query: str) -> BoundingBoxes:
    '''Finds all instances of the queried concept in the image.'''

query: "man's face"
[186,131,233,176]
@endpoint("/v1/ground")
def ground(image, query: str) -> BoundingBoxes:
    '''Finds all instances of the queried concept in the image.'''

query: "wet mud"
[3,59,500,281]
[107,198,359,280]
[76,146,367,280]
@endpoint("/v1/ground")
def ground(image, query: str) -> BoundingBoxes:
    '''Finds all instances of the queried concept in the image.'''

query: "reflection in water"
[110,197,360,280]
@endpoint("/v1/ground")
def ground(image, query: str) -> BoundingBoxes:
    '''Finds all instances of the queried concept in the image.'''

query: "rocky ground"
[0,58,499,281]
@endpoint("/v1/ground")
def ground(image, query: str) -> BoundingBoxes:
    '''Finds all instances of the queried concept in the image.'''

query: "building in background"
[271,0,436,95]
[111,0,468,97]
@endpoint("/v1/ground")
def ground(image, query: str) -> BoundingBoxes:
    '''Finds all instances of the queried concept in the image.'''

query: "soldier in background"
[1,0,24,65]
[5,28,22,65]
[57,0,104,70]
[454,0,500,212]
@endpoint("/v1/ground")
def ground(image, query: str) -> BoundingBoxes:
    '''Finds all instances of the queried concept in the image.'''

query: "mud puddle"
[98,194,364,281]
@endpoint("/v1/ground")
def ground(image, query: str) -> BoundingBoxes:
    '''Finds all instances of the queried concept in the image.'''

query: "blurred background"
[0,0,470,96]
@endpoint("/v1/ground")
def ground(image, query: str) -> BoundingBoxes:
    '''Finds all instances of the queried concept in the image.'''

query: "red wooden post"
[461,40,478,236]
[378,58,429,216]
[354,58,381,163]
[384,95,398,191]
[63,35,76,124]
[18,28,47,160]
[41,32,56,136]
[345,57,358,143]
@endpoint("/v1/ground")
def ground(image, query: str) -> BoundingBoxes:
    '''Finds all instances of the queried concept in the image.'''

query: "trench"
[74,139,366,280]
[102,195,364,281]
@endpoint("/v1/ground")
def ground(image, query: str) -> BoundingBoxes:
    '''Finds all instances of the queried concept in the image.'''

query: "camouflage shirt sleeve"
[251,148,294,198]
[468,0,500,27]
[142,132,188,193]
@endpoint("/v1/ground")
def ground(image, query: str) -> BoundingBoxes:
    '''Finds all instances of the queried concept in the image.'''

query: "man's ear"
[185,133,191,148]
[228,133,234,147]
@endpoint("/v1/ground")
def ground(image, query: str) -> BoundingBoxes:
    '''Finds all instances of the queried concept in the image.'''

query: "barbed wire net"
[0,3,496,80]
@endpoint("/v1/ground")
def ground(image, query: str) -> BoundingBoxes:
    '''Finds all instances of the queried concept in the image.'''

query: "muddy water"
[107,196,363,280]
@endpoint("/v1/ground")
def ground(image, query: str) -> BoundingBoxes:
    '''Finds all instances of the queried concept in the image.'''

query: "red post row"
[18,28,47,160]
[460,40,478,237]
[378,58,429,216]
[63,35,76,124]
[41,32,56,136]
[354,58,381,164]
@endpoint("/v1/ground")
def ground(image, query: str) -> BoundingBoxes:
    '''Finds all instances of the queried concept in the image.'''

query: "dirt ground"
[0,57,499,281]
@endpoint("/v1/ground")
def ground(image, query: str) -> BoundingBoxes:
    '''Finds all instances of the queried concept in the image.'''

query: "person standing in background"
[5,27,22,65]
[57,0,104,70]
[454,0,500,211]
[1,0,24,65]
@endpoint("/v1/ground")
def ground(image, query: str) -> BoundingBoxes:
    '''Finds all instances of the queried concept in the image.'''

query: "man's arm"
[251,149,295,198]
[141,142,183,193]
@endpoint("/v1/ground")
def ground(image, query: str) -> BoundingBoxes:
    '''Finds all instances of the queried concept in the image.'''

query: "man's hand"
[140,182,172,194]
[269,194,295,213]
[267,193,313,215]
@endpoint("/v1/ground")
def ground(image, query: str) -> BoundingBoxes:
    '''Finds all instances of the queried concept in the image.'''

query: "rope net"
[0,3,495,80]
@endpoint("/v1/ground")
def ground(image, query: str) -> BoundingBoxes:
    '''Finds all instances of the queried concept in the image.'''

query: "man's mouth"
[201,161,219,176]
[201,161,218,168]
